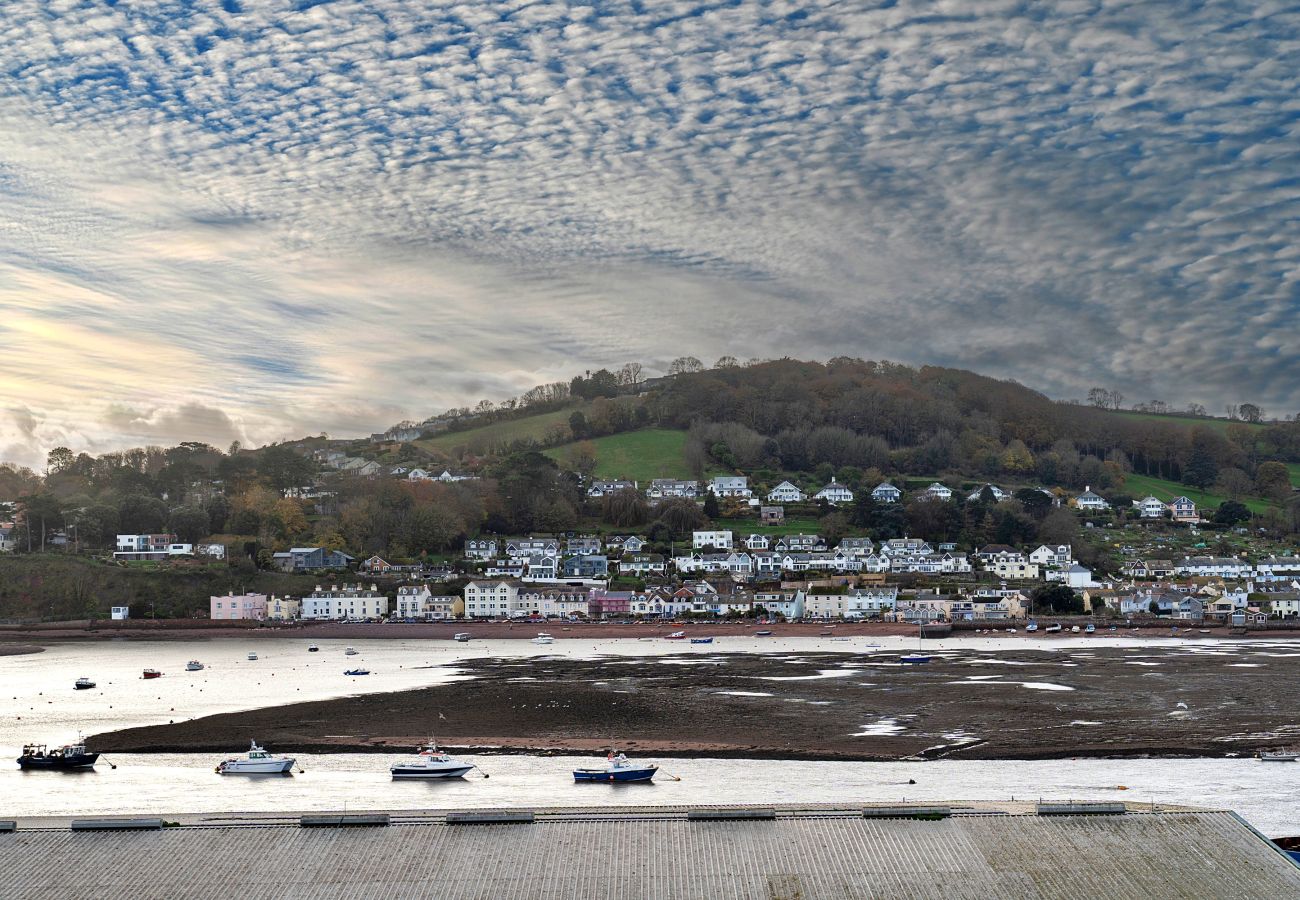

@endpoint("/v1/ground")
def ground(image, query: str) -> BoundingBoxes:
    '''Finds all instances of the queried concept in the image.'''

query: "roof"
[2,806,1294,898]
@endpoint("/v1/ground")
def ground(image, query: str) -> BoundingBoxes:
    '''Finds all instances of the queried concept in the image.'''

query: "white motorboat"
[344,647,359,656]
[389,742,476,779]
[186,660,205,671]
[74,677,95,690]
[246,652,258,661]
[453,633,471,642]
[1259,750,1300,762]
[531,633,555,645]
[307,644,319,652]
[216,740,295,775]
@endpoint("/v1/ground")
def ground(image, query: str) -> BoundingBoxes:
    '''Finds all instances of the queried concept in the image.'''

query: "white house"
[619,554,667,575]
[1029,545,1074,569]
[773,534,822,552]
[989,559,1040,580]
[815,480,856,504]
[880,538,932,558]
[766,481,807,503]
[922,482,953,501]
[1136,496,1168,518]
[869,482,901,503]
[407,468,433,482]
[395,585,458,620]
[967,484,1006,502]
[301,584,389,620]
[647,479,699,499]
[1074,486,1110,511]
[843,586,899,619]
[463,580,521,618]
[692,530,733,550]
[743,534,771,550]
[1173,556,1251,578]
[587,479,636,498]
[836,537,875,558]
[110,606,130,620]
[1169,496,1198,522]
[1045,564,1095,589]
[709,476,752,498]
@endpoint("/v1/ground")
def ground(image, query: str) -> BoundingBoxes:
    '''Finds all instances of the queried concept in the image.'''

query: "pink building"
[210,592,269,621]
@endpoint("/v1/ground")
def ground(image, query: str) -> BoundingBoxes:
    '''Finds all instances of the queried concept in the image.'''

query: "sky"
[2,0,1298,468]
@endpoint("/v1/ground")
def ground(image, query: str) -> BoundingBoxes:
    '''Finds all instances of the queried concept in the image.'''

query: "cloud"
[1,0,1298,464]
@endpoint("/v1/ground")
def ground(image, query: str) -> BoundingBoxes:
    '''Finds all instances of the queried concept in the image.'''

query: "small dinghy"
[344,647,359,656]
[74,677,95,690]
[453,633,471,642]
[574,752,657,783]
[307,644,320,652]
[664,630,686,640]
[754,630,774,637]
[186,660,205,671]
[390,741,476,779]
[900,654,931,665]
[344,668,370,676]
[246,652,258,661]
[216,741,295,775]
[690,637,714,644]
[531,632,555,645]
[142,668,163,679]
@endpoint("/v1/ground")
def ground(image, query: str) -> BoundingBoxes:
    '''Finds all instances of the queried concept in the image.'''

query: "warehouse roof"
[1,804,1296,899]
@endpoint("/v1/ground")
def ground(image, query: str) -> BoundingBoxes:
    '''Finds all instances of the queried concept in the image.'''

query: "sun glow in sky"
[2,0,1298,466]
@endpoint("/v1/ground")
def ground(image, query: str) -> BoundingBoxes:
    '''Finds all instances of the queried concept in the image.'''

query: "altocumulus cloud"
[1,0,1298,465]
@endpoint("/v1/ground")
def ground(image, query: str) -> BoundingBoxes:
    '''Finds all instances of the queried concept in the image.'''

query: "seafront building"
[209,592,268,621]
[300,584,389,620]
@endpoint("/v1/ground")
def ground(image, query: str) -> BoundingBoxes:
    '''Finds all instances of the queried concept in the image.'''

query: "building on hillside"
[1136,496,1168,518]
[1169,496,1199,522]
[1045,563,1095,588]
[759,505,785,524]
[588,480,636,498]
[773,534,822,553]
[619,554,666,576]
[267,595,300,620]
[300,584,388,620]
[463,580,521,618]
[814,480,855,504]
[1074,486,1110,511]
[692,530,733,550]
[464,538,498,560]
[743,533,771,550]
[869,482,900,503]
[566,535,603,555]
[967,484,1006,502]
[766,481,806,503]
[209,592,268,621]
[505,537,562,558]
[1029,544,1073,569]
[646,479,699,500]
[561,555,609,579]
[708,476,752,498]
[836,537,875,558]
[272,547,355,572]
[922,482,953,501]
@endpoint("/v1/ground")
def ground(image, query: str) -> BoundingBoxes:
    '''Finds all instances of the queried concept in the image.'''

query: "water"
[2,635,1298,836]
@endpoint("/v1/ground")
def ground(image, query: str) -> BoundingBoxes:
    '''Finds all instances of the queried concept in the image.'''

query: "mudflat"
[90,642,1300,760]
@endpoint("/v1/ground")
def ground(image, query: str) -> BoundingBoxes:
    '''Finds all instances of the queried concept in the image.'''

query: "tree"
[714,356,739,369]
[618,362,643,387]
[1212,500,1252,526]
[667,356,703,376]
[118,493,169,534]
[1030,584,1083,615]
[1087,388,1110,409]
[1013,488,1052,519]
[655,498,707,535]
[168,506,211,543]
[1186,403,1206,416]
[1183,431,1220,489]
[568,411,589,440]
[600,489,649,527]
[257,444,317,493]
[1254,460,1291,500]
[46,447,75,475]
[1239,403,1263,423]
[702,491,720,519]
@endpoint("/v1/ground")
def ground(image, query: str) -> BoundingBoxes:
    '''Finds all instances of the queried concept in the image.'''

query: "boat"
[664,630,686,640]
[344,668,370,676]
[307,644,320,652]
[186,660,205,671]
[142,668,163,679]
[344,647,359,656]
[690,637,714,644]
[1259,751,1300,762]
[215,740,295,775]
[902,619,933,664]
[531,633,555,645]
[1045,624,1062,634]
[453,633,471,642]
[1026,621,1039,633]
[573,752,657,783]
[17,737,99,771]
[389,741,476,779]
[74,677,95,690]
[1084,624,1096,634]
[247,652,258,661]
[1070,625,1081,634]
[755,630,774,637]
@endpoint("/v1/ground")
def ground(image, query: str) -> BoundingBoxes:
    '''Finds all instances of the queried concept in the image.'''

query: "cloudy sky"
[2,0,1297,467]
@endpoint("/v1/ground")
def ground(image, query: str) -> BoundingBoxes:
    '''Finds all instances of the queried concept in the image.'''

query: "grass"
[415,407,584,456]
[545,429,692,481]
[1108,410,1264,434]
[1289,463,1300,488]
[1119,473,1271,515]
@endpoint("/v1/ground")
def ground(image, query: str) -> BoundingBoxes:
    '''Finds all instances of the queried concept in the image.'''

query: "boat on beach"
[390,742,476,779]
[247,652,258,660]
[216,741,295,775]
[573,752,657,783]
[755,630,774,637]
[307,644,319,652]
[453,633,471,642]
[531,633,555,644]
[664,631,686,640]
[74,677,95,690]
[344,647,359,656]
[17,737,99,771]
[344,668,370,676]
[1026,621,1039,633]
[186,660,205,671]
[690,637,714,644]
[1045,624,1062,634]
[142,668,162,679]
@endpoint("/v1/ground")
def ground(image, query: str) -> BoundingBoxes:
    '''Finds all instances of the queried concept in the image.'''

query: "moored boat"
[1259,750,1300,762]
[142,668,163,679]
[247,652,258,660]
[664,630,686,640]
[690,637,714,644]
[390,741,475,779]
[17,738,99,771]
[74,677,95,690]
[573,752,657,783]
[186,660,205,671]
[344,646,359,656]
[307,644,320,652]
[755,630,774,637]
[344,668,370,676]
[453,633,471,642]
[216,741,295,775]
[900,654,931,665]
[531,633,555,645]
[1026,621,1039,633]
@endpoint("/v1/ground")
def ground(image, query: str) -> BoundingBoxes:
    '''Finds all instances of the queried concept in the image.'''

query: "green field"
[415,407,584,456]
[545,429,692,481]
[1289,463,1300,487]
[1108,410,1264,434]
[1119,473,1271,515]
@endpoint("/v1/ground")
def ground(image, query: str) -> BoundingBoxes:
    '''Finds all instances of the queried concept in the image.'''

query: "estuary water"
[2,635,1298,836]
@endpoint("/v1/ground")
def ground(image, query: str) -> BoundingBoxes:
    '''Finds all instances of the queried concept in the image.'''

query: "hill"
[543,429,693,481]
[413,406,584,457]
[1119,473,1270,516]
[1108,410,1265,435]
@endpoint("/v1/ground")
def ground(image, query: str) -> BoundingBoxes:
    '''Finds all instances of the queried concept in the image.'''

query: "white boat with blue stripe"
[573,752,658,783]
[390,741,477,779]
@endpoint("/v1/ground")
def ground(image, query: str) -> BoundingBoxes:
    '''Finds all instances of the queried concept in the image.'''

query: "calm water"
[2,635,1297,836]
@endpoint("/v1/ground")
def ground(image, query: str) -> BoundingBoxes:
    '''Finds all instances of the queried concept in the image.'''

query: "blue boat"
[690,637,713,644]
[900,654,931,665]
[344,668,370,676]
[573,753,657,783]
[754,630,773,637]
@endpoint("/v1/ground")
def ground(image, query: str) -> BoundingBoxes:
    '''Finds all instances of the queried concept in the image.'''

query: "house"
[566,535,603,555]
[1256,557,1300,578]
[619,554,667,576]
[339,459,381,477]
[836,537,875,558]
[115,534,176,553]
[1124,558,1176,578]
[744,534,771,551]
[266,595,300,620]
[505,537,562,558]
[755,590,804,619]
[1074,486,1110,511]
[1136,496,1168,518]
[396,585,459,620]
[110,606,130,620]
[0,524,13,553]
[210,592,268,621]
[975,544,1020,564]
[1168,496,1198,522]
[880,538,932,558]
[843,586,899,619]
[1029,545,1073,569]
[588,589,634,619]
[646,479,699,500]
[869,482,900,504]
[360,555,395,574]
[196,542,227,559]
[607,535,647,554]
[522,555,560,581]
[561,555,609,579]
[484,560,526,578]
[674,552,753,576]
[518,587,592,618]
[760,506,785,524]
[773,534,822,553]
[766,481,807,503]
[272,547,355,573]
[967,484,1006,502]
[804,592,849,619]
[692,530,733,550]
[407,468,433,482]
[815,480,855,504]
[1173,556,1251,578]
[709,476,752,498]
[464,538,498,561]
[922,482,953,502]
[463,580,522,618]
[1045,564,1095,588]
[587,480,636,498]
[435,470,477,482]
[990,558,1039,580]
[301,584,388,620]
[750,551,781,577]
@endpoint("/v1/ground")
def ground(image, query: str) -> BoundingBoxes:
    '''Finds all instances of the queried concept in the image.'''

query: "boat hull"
[390,765,475,779]
[74,684,95,690]
[573,766,657,783]
[900,655,931,664]
[218,759,295,775]
[690,638,713,644]
[18,753,99,770]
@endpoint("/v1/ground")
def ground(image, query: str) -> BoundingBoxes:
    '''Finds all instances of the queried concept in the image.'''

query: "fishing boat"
[1259,750,1300,762]
[215,740,295,775]
[74,677,95,690]
[344,647,359,656]
[142,668,163,679]
[1084,624,1096,634]
[664,631,686,640]
[690,637,714,644]
[453,633,471,642]
[17,737,99,771]
[186,660,205,671]
[344,667,370,676]
[1026,621,1039,633]
[247,652,258,661]
[389,741,476,779]
[1045,624,1062,634]
[307,644,320,652]
[573,752,657,783]
[531,633,555,645]
[755,630,774,637]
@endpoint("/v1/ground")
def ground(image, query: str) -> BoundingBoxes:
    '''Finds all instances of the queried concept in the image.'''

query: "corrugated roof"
[0,807,1296,899]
